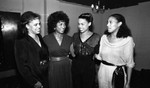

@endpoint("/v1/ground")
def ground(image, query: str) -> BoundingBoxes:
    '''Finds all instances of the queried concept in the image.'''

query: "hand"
[34,81,43,88]
[95,54,101,60]
[124,83,130,88]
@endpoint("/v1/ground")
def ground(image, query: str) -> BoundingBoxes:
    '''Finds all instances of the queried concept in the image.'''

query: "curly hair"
[104,13,132,38]
[47,11,69,34]
[78,13,94,32]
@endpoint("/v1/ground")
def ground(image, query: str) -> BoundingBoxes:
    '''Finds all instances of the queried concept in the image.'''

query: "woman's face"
[107,16,121,33]
[55,21,66,34]
[26,18,41,35]
[78,18,91,33]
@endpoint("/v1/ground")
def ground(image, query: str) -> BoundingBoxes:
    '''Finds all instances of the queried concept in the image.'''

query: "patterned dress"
[97,35,135,88]
[43,33,72,88]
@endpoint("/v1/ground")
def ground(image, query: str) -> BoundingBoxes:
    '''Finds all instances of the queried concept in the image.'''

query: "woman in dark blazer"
[14,11,49,88]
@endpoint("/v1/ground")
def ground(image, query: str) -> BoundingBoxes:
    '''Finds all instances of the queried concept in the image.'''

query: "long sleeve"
[95,37,102,60]
[123,37,135,87]
[14,40,37,87]
[123,37,135,68]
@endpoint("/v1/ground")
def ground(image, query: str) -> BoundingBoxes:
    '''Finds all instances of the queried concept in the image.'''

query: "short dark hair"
[78,13,94,31]
[20,11,40,35]
[47,11,69,34]
[104,13,132,38]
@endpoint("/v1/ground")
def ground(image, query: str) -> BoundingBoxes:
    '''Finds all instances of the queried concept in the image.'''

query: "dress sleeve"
[95,36,103,60]
[124,37,135,68]
[94,34,100,54]
[14,40,37,86]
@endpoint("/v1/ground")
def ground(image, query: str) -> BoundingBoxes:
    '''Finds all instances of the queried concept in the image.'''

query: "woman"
[15,11,49,88]
[95,14,135,88]
[43,11,72,88]
[71,13,100,88]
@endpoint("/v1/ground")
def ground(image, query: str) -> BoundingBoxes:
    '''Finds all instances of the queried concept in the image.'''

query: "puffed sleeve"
[14,40,37,86]
[124,37,135,68]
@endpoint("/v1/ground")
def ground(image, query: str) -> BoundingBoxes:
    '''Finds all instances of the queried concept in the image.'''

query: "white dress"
[97,35,135,88]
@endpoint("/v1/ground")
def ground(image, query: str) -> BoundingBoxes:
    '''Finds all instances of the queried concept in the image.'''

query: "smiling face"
[78,18,91,33]
[26,18,41,35]
[55,21,66,34]
[107,16,122,34]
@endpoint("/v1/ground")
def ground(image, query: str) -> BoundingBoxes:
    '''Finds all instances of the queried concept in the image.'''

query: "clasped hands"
[34,81,43,88]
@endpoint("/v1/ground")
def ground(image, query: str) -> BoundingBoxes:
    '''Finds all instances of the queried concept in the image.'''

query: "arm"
[70,43,75,57]
[124,37,135,88]
[125,67,133,88]
[15,40,39,87]
[95,40,102,60]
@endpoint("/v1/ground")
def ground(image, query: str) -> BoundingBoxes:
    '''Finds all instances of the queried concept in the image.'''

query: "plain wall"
[0,0,150,70]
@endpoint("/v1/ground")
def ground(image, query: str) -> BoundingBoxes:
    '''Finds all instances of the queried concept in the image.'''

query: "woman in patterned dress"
[70,13,100,88]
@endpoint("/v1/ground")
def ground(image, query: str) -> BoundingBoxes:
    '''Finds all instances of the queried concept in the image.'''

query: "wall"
[0,0,22,12]
[45,0,103,36]
[0,0,150,70]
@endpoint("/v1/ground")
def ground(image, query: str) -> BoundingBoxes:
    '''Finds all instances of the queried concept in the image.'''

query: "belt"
[50,56,67,61]
[101,60,115,66]
[101,60,125,67]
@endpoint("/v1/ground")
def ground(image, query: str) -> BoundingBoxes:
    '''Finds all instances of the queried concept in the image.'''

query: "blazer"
[15,34,49,88]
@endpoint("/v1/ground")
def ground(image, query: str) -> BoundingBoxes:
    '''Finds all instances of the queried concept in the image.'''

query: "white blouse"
[97,35,135,68]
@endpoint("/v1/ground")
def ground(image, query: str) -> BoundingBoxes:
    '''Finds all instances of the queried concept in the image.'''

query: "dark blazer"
[15,34,49,88]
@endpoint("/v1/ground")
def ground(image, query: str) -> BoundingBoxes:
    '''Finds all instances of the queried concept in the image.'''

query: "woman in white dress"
[95,14,135,88]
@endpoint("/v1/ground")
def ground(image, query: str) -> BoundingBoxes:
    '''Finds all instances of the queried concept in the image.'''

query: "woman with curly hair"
[43,11,72,88]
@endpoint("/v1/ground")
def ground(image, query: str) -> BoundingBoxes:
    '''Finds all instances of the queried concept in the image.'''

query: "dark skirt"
[48,57,72,88]
[71,55,96,88]
[112,66,125,88]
